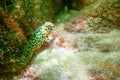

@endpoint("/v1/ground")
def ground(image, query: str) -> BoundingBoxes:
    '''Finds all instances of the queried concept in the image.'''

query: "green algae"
[0,0,57,79]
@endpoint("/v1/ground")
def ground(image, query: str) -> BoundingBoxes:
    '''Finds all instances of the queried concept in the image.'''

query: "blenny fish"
[19,22,54,67]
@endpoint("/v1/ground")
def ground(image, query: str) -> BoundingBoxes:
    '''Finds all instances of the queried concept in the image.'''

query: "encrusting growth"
[19,22,54,68]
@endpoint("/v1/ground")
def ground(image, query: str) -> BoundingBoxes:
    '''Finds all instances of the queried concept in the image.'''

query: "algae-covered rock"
[0,0,56,79]
[0,16,54,79]
[0,0,17,13]
[84,0,120,32]
[0,13,26,78]
[0,0,61,39]
[72,0,96,10]
[78,30,120,52]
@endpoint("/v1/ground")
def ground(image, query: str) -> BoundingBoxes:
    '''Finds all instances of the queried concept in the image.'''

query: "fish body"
[20,22,54,66]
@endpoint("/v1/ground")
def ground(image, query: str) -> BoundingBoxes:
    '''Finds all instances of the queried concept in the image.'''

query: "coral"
[64,18,86,33]
[15,21,120,80]
[72,0,96,10]
[49,29,67,48]
[0,21,54,79]
[4,18,26,40]
[75,30,120,52]
[84,0,120,32]
[16,48,91,80]
[0,0,62,78]
[17,0,60,39]
[0,14,26,78]
[16,29,120,80]
[48,27,77,50]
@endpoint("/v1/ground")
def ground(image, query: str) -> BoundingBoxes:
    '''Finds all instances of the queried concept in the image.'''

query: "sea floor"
[16,21,120,80]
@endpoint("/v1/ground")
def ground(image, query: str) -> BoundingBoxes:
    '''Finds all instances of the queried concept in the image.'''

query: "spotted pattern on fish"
[20,22,54,66]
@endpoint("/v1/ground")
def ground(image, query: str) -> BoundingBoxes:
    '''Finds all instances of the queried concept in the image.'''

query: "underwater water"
[0,0,120,80]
